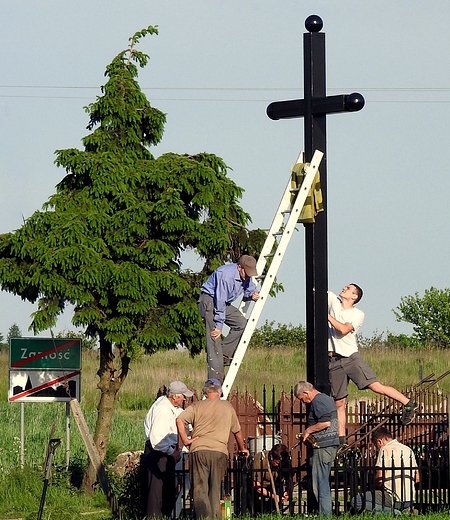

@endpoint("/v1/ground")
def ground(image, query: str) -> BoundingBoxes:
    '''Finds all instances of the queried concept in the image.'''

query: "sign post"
[9,337,82,468]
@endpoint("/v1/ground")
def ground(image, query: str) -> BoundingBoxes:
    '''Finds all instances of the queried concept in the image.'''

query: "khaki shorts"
[329,352,377,401]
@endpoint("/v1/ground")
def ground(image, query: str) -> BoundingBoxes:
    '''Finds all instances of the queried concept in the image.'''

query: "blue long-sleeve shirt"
[200,263,257,329]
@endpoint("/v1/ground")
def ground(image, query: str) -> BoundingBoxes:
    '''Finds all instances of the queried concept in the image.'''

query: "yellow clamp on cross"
[290,162,324,223]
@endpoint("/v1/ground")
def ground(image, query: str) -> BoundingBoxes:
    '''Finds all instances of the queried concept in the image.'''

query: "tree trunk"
[81,333,130,492]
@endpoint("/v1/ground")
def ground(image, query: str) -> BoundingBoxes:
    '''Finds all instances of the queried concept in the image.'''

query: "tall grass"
[0,466,110,520]
[109,344,450,409]
[1,344,449,466]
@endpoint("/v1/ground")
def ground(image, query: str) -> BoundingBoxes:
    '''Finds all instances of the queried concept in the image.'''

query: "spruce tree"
[0,27,264,489]
[6,323,22,341]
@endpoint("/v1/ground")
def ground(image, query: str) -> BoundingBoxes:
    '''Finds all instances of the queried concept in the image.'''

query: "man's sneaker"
[223,355,232,367]
[401,401,418,425]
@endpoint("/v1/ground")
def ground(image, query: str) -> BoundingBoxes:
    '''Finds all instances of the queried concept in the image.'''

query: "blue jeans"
[309,446,337,517]
[352,490,411,515]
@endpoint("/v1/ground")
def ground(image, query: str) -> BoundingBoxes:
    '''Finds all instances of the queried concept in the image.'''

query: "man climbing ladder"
[197,255,260,383]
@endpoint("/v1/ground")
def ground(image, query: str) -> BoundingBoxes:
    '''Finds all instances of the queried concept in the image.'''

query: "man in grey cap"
[176,378,249,519]
[198,255,260,382]
[142,380,193,518]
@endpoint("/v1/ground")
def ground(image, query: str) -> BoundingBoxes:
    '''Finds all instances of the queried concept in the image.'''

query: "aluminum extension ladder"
[221,149,324,399]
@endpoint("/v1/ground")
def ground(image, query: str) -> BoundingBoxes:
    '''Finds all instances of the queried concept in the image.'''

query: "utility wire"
[1,85,450,92]
[1,85,450,103]
[1,95,449,104]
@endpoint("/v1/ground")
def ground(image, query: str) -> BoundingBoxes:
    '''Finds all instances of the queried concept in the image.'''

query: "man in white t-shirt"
[142,381,193,518]
[352,427,419,513]
[328,284,417,449]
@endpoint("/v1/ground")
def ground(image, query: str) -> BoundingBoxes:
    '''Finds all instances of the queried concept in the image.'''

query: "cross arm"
[266,92,364,120]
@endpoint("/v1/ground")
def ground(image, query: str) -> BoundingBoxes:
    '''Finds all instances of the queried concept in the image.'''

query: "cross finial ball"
[305,15,323,33]
[346,93,365,112]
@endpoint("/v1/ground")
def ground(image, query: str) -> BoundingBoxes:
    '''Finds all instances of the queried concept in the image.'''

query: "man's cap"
[204,378,222,387]
[239,255,258,277]
[168,381,193,397]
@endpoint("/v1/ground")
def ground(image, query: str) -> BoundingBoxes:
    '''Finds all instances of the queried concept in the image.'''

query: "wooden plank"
[69,399,122,519]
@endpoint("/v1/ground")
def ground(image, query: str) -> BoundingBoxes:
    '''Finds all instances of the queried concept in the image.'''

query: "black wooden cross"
[267,15,364,393]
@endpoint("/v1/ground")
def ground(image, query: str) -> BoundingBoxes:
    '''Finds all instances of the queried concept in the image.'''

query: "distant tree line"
[1,287,447,352]
[0,322,22,350]
[0,323,96,351]
[249,287,450,349]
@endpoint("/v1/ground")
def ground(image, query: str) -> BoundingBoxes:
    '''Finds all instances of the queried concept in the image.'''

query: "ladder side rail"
[223,150,323,398]
[239,152,305,316]
[239,176,294,316]
[255,150,305,271]
[256,178,294,263]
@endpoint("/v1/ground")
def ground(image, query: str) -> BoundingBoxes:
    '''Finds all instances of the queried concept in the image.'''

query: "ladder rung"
[264,253,274,259]
[290,188,300,193]
[272,231,283,237]
[281,210,291,215]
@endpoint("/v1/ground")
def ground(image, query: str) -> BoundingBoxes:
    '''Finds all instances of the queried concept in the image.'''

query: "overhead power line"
[1,85,450,103]
[1,85,450,92]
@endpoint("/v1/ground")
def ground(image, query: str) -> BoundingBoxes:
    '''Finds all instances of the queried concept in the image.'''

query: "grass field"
[0,343,449,518]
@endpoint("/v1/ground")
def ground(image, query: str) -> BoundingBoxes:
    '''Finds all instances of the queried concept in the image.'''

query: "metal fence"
[224,384,449,460]
[173,436,449,517]
[171,384,450,517]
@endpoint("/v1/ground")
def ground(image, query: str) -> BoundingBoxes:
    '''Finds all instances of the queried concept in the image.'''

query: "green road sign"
[9,338,81,370]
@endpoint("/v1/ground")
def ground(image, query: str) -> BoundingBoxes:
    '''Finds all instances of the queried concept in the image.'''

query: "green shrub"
[250,320,306,348]
[387,332,421,349]
[108,465,142,520]
[394,287,450,346]
[356,330,386,348]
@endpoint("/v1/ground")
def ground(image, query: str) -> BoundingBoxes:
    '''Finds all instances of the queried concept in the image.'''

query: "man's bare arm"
[328,313,354,335]
[176,417,198,448]
[234,430,250,458]
[302,420,331,442]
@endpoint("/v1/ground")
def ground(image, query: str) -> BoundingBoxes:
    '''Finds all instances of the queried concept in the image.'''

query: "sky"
[1,1,450,342]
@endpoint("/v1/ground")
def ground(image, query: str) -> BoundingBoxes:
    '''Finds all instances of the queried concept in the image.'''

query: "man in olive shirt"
[176,378,249,519]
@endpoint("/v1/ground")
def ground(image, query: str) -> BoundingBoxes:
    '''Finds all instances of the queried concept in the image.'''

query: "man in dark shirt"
[251,444,290,513]
[294,380,339,517]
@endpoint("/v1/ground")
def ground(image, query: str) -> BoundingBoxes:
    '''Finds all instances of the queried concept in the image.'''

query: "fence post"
[448,392,450,505]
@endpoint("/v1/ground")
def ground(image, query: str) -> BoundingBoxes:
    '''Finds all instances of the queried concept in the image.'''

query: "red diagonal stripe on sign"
[9,370,80,401]
[11,339,80,368]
